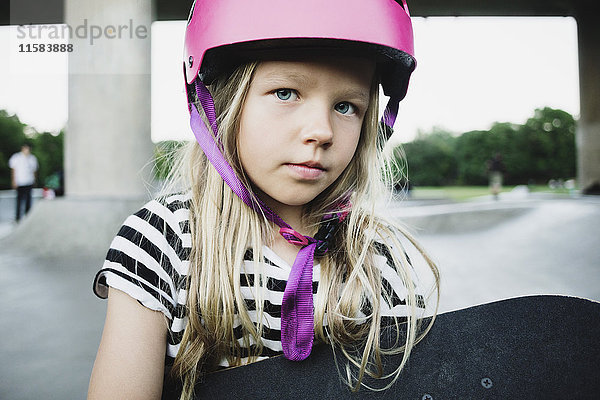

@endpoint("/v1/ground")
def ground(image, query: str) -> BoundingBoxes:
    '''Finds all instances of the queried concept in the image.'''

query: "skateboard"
[165,295,600,399]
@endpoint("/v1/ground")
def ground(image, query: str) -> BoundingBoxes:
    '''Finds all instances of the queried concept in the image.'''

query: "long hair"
[162,61,440,399]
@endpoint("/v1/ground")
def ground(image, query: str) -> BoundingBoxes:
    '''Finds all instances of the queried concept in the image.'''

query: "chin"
[271,192,320,208]
[279,197,315,207]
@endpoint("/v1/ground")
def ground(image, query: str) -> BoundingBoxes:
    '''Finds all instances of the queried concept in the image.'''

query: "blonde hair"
[162,61,440,399]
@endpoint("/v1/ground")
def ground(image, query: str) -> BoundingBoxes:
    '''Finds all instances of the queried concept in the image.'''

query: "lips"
[296,161,325,170]
[286,161,326,180]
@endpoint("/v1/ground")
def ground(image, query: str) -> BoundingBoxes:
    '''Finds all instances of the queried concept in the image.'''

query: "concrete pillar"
[576,7,600,194]
[65,0,154,198]
[4,0,157,258]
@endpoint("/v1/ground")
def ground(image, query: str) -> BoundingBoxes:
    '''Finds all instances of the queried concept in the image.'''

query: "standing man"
[487,152,506,200]
[9,144,38,221]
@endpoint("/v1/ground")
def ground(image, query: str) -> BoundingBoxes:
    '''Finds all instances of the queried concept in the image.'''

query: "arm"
[11,168,16,189]
[8,155,16,189]
[88,288,168,400]
[34,156,39,185]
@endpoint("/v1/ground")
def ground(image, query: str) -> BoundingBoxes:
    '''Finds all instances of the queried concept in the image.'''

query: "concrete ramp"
[392,199,536,234]
[1,197,147,259]
[404,198,600,313]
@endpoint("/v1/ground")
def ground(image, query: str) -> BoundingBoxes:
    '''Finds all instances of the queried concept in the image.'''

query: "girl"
[89,0,439,399]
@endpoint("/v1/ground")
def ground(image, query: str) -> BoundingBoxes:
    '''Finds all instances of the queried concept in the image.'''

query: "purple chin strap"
[188,79,398,361]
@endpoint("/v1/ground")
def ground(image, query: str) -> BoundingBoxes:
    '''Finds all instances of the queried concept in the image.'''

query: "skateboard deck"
[166,295,600,399]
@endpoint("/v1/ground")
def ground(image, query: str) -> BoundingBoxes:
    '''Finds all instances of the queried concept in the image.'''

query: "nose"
[300,104,334,149]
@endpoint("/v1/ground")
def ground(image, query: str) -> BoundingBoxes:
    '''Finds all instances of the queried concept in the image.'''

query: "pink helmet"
[183,0,416,101]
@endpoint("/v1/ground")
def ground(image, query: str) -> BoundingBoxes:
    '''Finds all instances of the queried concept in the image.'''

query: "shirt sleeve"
[8,154,16,169]
[93,199,188,320]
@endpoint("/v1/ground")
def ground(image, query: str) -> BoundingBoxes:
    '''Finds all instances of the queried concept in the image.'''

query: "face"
[237,56,374,219]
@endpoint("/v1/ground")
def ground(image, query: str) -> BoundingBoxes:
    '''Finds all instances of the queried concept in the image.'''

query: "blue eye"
[275,89,294,101]
[334,102,355,115]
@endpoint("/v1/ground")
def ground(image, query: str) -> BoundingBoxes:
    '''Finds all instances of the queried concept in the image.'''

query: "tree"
[400,129,458,186]
[455,129,492,185]
[515,107,576,183]
[32,131,64,190]
[393,107,576,187]
[455,122,520,185]
[153,140,186,180]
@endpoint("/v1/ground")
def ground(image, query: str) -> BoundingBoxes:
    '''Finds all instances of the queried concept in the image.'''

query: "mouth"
[285,161,327,179]
[290,161,326,170]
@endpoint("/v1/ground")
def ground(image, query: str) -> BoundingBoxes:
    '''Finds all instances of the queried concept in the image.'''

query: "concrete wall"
[65,0,154,198]
[576,7,600,192]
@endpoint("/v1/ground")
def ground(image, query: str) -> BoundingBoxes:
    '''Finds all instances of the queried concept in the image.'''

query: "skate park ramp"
[392,197,600,313]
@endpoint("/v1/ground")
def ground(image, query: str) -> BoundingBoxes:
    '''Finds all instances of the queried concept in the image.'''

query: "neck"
[269,201,307,235]
[267,204,313,266]
[253,187,311,235]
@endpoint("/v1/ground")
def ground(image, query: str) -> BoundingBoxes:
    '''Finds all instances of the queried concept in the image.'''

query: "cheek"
[236,121,253,173]
[237,108,261,166]
[338,131,361,168]
[237,132,257,175]
[238,101,280,150]
[237,123,274,184]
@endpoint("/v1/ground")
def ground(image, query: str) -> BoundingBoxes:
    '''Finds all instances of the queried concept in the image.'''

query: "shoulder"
[93,193,192,319]
[371,234,411,285]
[8,152,20,164]
[142,192,191,222]
[367,222,407,264]
[113,192,192,265]
[129,193,192,238]
[369,225,427,310]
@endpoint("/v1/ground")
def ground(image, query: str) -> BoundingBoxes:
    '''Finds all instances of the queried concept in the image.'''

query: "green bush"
[402,129,457,186]
[153,140,186,180]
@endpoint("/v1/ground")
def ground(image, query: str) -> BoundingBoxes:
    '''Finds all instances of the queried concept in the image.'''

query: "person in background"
[9,143,38,221]
[487,152,505,200]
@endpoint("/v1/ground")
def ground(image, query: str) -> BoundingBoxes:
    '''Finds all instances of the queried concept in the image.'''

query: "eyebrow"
[261,71,312,87]
[261,72,370,104]
[337,88,370,106]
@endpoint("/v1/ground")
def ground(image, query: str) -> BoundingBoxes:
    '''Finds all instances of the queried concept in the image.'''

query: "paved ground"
[0,252,106,400]
[398,196,600,313]
[0,195,599,399]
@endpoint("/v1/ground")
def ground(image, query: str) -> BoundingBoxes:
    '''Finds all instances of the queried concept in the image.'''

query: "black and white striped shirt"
[93,193,425,368]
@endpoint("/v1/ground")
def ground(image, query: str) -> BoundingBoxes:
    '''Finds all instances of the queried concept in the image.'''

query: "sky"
[0,17,580,144]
